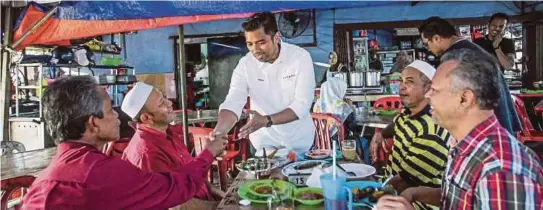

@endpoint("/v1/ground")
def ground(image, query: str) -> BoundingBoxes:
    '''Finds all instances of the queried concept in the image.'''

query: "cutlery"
[381,174,394,187]
[336,163,357,177]
[263,148,267,165]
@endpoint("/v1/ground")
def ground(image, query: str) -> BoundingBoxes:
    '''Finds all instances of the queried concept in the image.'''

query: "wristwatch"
[265,115,273,127]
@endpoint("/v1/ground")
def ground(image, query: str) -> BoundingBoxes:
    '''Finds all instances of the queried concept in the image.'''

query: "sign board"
[395,28,420,36]
[287,173,311,186]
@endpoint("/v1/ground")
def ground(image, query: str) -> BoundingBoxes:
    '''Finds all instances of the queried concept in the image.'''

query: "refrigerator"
[352,37,369,72]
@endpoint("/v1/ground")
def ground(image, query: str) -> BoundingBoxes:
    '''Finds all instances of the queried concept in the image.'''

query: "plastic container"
[101,57,122,66]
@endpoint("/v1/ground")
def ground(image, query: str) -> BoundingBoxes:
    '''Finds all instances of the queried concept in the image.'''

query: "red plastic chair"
[311,113,345,150]
[372,96,402,164]
[1,175,36,210]
[511,95,543,143]
[188,126,247,191]
[103,138,131,157]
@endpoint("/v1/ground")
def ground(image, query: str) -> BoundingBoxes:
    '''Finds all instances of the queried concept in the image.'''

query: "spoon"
[336,163,357,177]
[381,174,394,187]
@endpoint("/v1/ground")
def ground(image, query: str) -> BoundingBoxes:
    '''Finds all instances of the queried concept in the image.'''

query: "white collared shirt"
[219,42,316,153]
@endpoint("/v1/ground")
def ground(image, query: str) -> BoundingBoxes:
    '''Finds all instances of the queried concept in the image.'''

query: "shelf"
[98,81,136,86]
[17,86,41,89]
[18,63,133,69]
[91,50,121,55]
[56,64,134,69]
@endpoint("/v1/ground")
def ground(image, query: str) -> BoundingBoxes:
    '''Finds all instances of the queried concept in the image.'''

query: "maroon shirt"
[122,124,214,200]
[21,141,213,209]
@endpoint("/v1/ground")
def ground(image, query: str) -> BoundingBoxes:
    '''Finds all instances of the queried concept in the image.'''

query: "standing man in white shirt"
[210,12,316,155]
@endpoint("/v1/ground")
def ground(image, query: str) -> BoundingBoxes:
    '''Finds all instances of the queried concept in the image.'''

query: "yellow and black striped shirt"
[386,105,450,210]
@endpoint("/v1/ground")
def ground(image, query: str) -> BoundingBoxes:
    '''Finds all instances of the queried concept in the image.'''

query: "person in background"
[120,82,225,207]
[319,52,347,85]
[21,76,228,209]
[376,49,543,210]
[417,16,521,135]
[313,77,356,135]
[368,40,383,71]
[370,60,449,210]
[474,12,515,70]
[211,12,315,156]
[389,51,413,74]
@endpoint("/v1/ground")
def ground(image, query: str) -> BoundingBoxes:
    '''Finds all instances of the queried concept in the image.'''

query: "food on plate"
[306,149,330,156]
[297,192,324,200]
[239,158,271,171]
[352,185,395,203]
[369,190,386,202]
[294,162,321,170]
[294,188,324,205]
[253,185,273,195]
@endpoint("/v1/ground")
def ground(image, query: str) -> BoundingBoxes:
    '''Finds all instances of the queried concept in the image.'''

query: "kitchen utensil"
[281,160,327,177]
[381,175,394,188]
[100,57,122,66]
[336,163,356,177]
[365,71,381,87]
[263,148,267,165]
[323,163,376,179]
[349,72,364,87]
[267,146,281,159]
[304,149,332,160]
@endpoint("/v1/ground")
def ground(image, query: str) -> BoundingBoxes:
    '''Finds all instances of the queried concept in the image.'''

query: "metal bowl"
[237,158,279,177]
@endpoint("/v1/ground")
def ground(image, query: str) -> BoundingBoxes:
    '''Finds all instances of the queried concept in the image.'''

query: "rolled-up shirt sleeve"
[288,51,316,119]
[219,60,249,119]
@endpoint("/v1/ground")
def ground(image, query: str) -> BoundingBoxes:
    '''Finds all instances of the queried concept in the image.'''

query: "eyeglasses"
[423,40,430,49]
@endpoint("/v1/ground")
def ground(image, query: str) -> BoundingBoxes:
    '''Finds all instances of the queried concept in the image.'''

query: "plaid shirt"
[441,115,543,210]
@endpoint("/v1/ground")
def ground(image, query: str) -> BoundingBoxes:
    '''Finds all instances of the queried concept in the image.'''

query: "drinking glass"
[267,183,295,210]
[342,140,357,161]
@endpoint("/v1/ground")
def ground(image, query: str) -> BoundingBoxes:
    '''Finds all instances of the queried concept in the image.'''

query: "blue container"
[320,173,353,210]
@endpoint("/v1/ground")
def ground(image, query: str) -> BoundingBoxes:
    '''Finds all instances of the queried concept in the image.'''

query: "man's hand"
[204,136,228,157]
[492,34,502,49]
[206,181,226,199]
[376,195,415,210]
[209,130,229,142]
[239,110,268,138]
[399,187,417,203]
[370,132,384,163]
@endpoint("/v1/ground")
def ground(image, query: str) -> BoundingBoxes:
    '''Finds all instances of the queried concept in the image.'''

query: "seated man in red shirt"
[21,76,228,209]
[121,82,225,203]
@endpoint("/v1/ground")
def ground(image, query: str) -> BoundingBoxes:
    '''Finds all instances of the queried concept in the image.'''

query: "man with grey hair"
[376,49,543,210]
[370,60,450,210]
[21,76,228,209]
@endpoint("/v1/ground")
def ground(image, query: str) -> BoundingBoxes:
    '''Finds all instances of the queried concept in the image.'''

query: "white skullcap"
[406,60,436,79]
[121,82,153,119]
